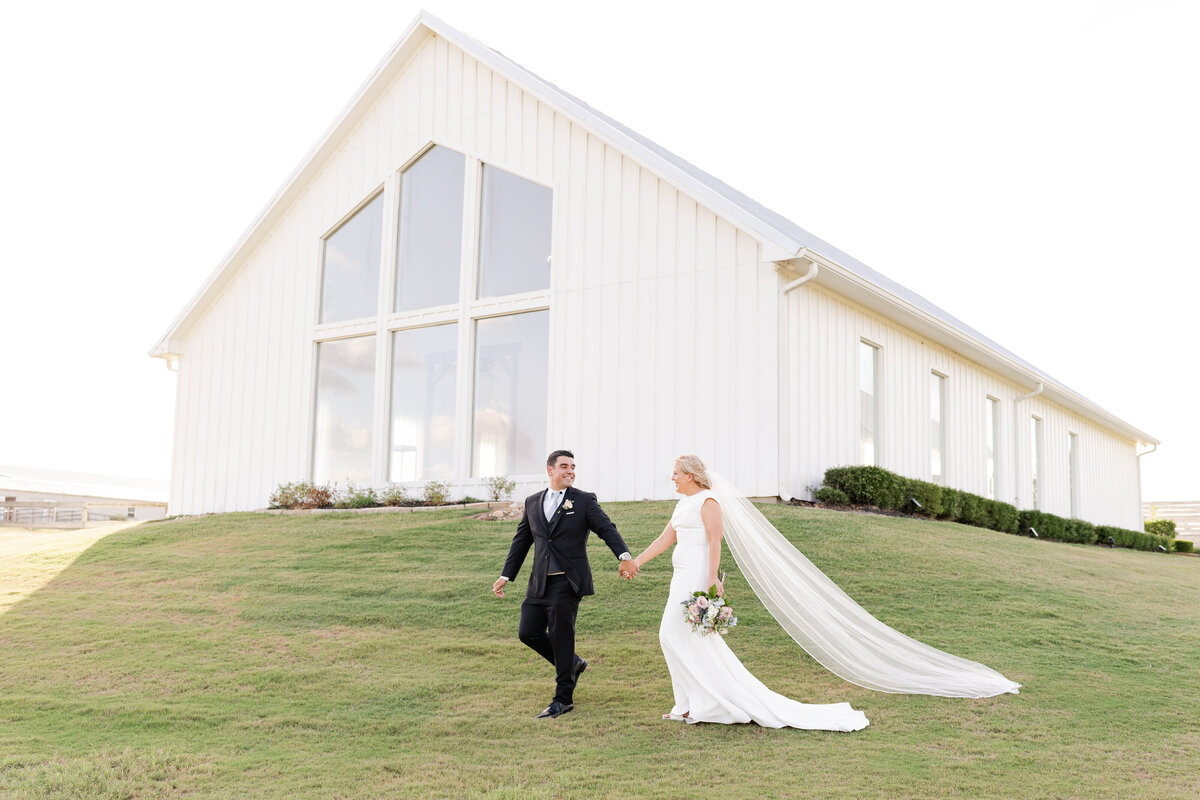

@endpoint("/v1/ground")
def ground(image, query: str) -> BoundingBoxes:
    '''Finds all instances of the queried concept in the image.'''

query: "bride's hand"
[712,578,724,597]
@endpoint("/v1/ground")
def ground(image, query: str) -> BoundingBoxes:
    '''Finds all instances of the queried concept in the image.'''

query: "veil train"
[708,470,1021,698]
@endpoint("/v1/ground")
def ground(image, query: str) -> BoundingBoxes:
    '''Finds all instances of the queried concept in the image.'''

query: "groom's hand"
[492,577,508,597]
[618,560,638,580]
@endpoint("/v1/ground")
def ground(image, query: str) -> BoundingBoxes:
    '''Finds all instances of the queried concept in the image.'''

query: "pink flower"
[696,597,709,610]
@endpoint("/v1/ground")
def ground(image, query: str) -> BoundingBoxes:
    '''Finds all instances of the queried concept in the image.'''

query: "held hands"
[492,577,508,597]
[618,559,639,580]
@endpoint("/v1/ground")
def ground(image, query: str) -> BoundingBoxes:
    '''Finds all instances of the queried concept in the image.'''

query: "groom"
[492,450,638,718]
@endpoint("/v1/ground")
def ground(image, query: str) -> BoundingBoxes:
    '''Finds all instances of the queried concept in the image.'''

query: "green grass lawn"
[1,504,1197,799]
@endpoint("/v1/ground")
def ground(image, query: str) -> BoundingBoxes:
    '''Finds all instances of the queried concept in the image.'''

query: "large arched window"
[312,145,553,487]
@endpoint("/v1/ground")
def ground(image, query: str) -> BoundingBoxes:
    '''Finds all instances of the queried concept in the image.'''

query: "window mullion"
[455,157,483,482]
[373,173,402,485]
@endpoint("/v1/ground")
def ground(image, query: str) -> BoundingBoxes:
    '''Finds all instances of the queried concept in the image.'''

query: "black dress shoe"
[574,658,588,682]
[535,701,574,719]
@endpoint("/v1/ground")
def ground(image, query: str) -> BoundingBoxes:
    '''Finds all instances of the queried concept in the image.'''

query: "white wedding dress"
[658,489,870,730]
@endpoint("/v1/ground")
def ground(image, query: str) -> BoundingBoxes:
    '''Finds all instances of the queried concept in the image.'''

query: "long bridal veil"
[708,470,1021,698]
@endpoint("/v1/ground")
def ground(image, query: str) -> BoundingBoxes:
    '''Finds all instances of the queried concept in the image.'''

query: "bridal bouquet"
[681,584,737,636]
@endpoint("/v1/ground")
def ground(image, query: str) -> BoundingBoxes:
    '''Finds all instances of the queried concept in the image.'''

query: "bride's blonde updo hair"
[675,454,712,490]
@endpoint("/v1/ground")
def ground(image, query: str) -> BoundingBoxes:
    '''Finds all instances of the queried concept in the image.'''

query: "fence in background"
[0,500,168,528]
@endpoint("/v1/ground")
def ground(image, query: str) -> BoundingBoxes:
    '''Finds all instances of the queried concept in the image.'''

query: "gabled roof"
[151,10,1157,446]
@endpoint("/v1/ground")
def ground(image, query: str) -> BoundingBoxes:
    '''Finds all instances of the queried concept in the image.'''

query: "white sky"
[1,0,1195,502]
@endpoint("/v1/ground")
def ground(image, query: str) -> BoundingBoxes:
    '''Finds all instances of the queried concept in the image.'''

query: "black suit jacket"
[501,487,628,599]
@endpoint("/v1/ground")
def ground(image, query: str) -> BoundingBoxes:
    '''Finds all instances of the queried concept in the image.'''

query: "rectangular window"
[478,165,553,298]
[320,193,383,323]
[859,341,879,466]
[930,372,946,484]
[396,146,466,312]
[985,397,999,500]
[1031,415,1043,510]
[472,311,550,477]
[389,324,458,482]
[312,335,376,484]
[1068,432,1079,517]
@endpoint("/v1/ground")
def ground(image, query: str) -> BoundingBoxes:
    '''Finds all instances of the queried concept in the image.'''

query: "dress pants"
[518,574,581,706]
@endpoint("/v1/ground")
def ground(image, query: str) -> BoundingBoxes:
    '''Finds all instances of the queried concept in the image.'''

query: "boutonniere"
[563,499,573,510]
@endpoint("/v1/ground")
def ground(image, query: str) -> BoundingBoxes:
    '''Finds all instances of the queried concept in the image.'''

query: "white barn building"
[152,12,1156,529]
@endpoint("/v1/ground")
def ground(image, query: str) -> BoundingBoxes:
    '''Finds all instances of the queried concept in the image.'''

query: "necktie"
[545,491,560,522]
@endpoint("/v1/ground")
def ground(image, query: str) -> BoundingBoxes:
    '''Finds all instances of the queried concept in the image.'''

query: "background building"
[1,465,168,526]
[152,12,1155,528]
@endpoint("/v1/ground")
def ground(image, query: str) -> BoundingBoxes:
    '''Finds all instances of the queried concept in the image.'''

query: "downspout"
[1136,443,1158,526]
[777,256,819,501]
[1012,382,1044,507]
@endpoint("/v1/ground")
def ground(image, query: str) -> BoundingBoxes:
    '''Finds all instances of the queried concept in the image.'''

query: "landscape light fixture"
[1157,545,1168,552]
[1029,527,1039,538]
[909,498,923,510]
[1106,536,1115,547]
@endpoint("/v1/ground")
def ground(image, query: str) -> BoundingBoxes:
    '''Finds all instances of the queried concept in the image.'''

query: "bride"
[628,455,1019,729]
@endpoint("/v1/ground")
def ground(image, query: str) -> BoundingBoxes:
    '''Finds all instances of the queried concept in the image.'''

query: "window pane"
[320,194,383,323]
[472,311,549,476]
[478,165,552,298]
[313,336,376,485]
[985,398,998,500]
[1068,432,1078,517]
[389,324,457,482]
[396,146,465,312]
[859,342,877,466]
[1031,416,1042,509]
[930,373,944,484]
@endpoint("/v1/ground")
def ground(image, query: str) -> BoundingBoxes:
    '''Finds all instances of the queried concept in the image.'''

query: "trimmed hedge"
[822,466,907,510]
[1096,525,1172,552]
[816,465,1167,554]
[1175,539,1195,554]
[906,479,944,518]
[813,487,850,506]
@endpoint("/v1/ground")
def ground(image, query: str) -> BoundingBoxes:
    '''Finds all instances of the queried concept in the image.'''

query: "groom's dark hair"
[546,449,575,468]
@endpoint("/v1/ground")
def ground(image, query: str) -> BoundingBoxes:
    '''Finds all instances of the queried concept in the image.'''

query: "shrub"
[822,466,906,510]
[422,481,450,506]
[269,481,335,509]
[1174,539,1194,554]
[904,479,943,518]
[1096,525,1170,552]
[957,492,985,528]
[1145,519,1177,538]
[986,500,1020,534]
[300,483,335,509]
[484,476,517,502]
[379,483,411,507]
[460,496,484,504]
[335,483,379,509]
[1018,509,1071,542]
[939,488,964,522]
[813,487,850,506]
[269,482,306,509]
[1063,518,1098,545]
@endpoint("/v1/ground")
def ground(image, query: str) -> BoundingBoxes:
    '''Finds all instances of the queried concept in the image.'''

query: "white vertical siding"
[783,284,1141,529]
[169,33,779,513]
[168,32,1140,528]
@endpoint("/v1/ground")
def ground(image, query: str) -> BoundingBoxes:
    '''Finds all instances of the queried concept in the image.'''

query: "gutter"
[1136,443,1158,524]
[777,252,819,501]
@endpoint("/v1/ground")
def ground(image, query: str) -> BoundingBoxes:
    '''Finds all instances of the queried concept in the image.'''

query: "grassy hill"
[1,504,1197,799]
